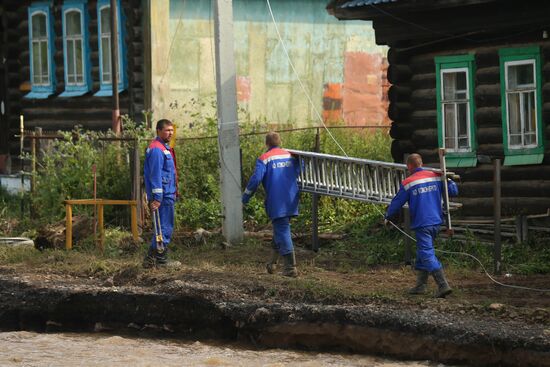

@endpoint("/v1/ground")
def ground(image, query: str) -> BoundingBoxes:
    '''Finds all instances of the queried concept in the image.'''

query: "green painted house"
[149,0,388,128]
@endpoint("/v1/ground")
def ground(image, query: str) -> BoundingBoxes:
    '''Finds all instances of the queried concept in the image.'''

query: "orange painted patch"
[322,83,343,123]
[237,76,251,102]
[343,52,390,127]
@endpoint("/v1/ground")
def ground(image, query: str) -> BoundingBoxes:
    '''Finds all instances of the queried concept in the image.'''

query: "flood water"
[0,331,447,367]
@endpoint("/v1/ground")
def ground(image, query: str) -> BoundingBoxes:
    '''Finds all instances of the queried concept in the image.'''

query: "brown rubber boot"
[408,270,429,295]
[432,269,452,298]
[266,249,279,274]
[282,252,298,278]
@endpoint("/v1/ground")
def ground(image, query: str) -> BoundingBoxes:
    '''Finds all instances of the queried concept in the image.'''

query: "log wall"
[388,42,550,216]
[1,0,144,169]
[329,0,550,216]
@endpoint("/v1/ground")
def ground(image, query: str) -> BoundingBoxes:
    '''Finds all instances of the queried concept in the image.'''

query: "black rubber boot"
[408,270,429,295]
[282,252,298,278]
[432,269,452,298]
[155,250,167,266]
[156,249,181,268]
[266,248,279,274]
[142,248,157,269]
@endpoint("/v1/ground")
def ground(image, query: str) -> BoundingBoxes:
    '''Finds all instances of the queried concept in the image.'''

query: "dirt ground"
[1,234,548,328]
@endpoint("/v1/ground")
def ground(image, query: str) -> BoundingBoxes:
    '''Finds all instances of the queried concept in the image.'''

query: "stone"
[488,303,504,311]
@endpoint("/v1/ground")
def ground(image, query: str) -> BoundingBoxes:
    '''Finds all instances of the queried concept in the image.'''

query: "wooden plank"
[65,199,137,206]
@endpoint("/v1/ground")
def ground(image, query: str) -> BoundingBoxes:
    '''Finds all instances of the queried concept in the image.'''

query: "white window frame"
[98,4,113,84]
[440,67,472,153]
[63,7,86,86]
[30,10,51,87]
[504,59,538,150]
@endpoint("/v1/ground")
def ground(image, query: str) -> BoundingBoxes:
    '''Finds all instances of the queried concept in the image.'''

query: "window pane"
[524,91,536,134]
[100,7,111,33]
[508,63,534,89]
[443,71,467,100]
[444,103,456,150]
[67,39,75,83]
[507,92,521,146]
[101,37,112,83]
[524,91,537,146]
[457,103,469,148]
[40,40,49,83]
[66,10,82,36]
[75,39,83,83]
[32,13,47,38]
[32,42,41,84]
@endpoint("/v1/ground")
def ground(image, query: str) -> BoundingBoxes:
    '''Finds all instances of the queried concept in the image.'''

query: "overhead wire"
[265,0,348,157]
[159,0,187,86]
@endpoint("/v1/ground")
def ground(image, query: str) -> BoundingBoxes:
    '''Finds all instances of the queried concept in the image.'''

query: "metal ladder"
[287,149,461,208]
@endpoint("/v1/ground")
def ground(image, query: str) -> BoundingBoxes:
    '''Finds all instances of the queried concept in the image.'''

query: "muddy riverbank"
[0,269,548,367]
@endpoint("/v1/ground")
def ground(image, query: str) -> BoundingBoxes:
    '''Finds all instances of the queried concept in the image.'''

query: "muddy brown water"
[0,331,452,367]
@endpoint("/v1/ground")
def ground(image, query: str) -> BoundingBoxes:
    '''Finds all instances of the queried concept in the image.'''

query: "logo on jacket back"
[272,161,293,169]
[411,184,438,196]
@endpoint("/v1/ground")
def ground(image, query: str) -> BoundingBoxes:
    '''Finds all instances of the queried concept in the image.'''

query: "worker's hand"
[150,200,161,211]
[384,219,389,227]
[242,194,251,205]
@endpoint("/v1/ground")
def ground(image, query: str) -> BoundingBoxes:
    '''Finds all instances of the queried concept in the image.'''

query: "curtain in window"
[31,13,49,85]
[65,10,84,85]
[442,71,469,152]
[507,63,537,148]
[100,6,112,83]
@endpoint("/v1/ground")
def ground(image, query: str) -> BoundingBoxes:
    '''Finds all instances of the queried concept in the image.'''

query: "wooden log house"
[328,0,550,216]
[0,0,145,172]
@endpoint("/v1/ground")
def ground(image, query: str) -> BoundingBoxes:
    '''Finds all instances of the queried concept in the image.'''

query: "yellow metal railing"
[64,199,139,250]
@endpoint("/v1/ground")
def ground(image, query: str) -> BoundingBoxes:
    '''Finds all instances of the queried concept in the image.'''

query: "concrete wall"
[150,0,388,128]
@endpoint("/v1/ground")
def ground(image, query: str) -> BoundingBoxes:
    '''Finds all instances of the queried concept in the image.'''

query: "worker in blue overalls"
[385,153,458,298]
[242,132,301,277]
[143,119,180,268]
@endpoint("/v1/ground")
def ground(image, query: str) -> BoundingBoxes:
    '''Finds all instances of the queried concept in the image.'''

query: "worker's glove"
[242,193,251,205]
[383,219,389,227]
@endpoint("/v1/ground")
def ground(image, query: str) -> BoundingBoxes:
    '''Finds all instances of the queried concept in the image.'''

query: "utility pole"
[213,0,243,244]
[110,0,120,135]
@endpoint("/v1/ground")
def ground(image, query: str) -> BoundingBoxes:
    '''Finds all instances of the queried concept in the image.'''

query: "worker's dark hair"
[406,153,423,169]
[156,119,174,131]
[265,132,281,148]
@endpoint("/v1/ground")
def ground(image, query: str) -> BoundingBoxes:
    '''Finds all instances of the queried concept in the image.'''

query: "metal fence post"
[402,153,412,264]
[493,159,502,275]
[65,203,73,250]
[311,128,320,252]
[132,138,142,231]
[403,207,412,265]
[98,203,105,251]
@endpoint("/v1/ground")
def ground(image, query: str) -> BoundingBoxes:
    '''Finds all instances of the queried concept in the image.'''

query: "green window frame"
[435,54,477,167]
[499,47,544,166]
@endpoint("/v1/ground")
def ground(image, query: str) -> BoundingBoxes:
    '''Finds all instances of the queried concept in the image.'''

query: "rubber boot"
[266,248,279,274]
[282,252,298,278]
[142,248,157,269]
[432,269,452,298]
[408,270,429,295]
[156,249,181,269]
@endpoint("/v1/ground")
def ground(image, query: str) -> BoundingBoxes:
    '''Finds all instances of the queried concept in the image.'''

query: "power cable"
[265,0,348,157]
[371,203,550,293]
[159,0,187,86]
